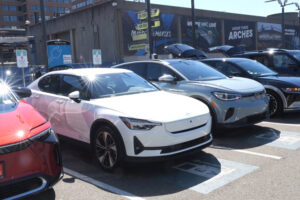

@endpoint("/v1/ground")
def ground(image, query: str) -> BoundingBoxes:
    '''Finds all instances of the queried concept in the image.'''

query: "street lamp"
[191,0,196,48]
[265,0,295,48]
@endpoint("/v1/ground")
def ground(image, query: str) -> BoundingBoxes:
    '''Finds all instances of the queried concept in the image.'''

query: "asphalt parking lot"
[27,111,300,200]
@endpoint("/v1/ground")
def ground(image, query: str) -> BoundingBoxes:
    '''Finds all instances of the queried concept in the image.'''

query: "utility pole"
[191,0,196,48]
[39,0,48,71]
[292,2,300,49]
[146,0,153,59]
[265,0,294,49]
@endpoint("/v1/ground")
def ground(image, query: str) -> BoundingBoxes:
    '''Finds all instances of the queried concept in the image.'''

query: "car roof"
[113,59,201,67]
[45,68,131,77]
[202,57,252,62]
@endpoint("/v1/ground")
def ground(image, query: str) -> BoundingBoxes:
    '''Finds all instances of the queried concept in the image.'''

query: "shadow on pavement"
[22,188,55,200]
[265,110,300,124]
[212,125,281,149]
[59,137,221,197]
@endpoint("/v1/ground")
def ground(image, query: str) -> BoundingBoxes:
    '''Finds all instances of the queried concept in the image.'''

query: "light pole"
[146,0,153,59]
[39,0,48,71]
[191,0,196,48]
[265,0,294,48]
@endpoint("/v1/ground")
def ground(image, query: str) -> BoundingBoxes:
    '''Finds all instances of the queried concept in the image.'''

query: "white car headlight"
[120,117,162,130]
[282,88,300,93]
[213,92,241,101]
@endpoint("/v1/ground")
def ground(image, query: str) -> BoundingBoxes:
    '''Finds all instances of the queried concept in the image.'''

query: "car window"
[169,60,227,81]
[38,75,60,94]
[213,62,242,76]
[60,75,89,99]
[146,63,180,81]
[120,63,147,78]
[273,54,296,68]
[251,55,269,66]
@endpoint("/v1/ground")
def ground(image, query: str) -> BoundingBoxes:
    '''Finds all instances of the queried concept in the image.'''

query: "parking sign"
[16,49,28,68]
[92,49,102,65]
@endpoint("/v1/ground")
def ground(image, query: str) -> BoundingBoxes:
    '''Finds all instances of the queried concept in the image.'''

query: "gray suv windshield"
[169,60,227,81]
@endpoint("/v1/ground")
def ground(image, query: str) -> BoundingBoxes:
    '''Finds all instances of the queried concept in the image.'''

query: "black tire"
[91,126,124,171]
[267,90,283,117]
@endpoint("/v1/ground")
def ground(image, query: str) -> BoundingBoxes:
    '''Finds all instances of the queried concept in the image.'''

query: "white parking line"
[210,146,282,160]
[63,168,146,200]
[260,121,300,127]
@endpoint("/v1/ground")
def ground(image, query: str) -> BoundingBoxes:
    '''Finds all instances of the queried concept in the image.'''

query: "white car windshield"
[85,72,158,99]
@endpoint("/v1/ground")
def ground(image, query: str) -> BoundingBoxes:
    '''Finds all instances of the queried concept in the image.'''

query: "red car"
[0,81,62,200]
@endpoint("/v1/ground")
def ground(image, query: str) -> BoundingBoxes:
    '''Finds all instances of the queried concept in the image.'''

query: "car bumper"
[0,131,63,200]
[214,95,269,127]
[218,111,269,128]
[124,134,213,162]
[117,114,212,157]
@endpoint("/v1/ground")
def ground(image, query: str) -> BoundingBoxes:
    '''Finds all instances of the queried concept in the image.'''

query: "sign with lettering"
[224,20,256,50]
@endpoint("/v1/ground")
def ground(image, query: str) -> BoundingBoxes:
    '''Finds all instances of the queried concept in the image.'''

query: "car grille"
[0,140,32,155]
[161,134,212,154]
[0,177,47,199]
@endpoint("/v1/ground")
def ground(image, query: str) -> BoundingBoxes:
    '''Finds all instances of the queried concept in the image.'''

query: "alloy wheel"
[95,131,118,169]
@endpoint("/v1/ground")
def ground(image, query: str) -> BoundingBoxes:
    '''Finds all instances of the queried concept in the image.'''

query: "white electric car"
[26,68,212,170]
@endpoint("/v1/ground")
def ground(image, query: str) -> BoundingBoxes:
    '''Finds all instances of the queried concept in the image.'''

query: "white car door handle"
[55,100,64,104]
[33,94,40,98]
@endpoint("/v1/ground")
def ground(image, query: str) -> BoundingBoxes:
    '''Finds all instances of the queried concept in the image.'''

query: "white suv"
[26,68,212,170]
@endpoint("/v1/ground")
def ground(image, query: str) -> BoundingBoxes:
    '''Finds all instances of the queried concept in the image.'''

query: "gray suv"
[113,59,269,129]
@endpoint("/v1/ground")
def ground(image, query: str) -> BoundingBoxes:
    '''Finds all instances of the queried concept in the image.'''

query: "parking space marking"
[162,159,258,194]
[63,168,146,200]
[255,130,300,150]
[210,145,282,160]
[260,121,300,127]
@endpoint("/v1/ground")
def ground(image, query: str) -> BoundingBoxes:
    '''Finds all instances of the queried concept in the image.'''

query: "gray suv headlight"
[213,92,242,101]
[120,117,162,130]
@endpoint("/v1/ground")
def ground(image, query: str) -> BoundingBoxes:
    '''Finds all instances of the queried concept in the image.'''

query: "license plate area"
[0,161,5,179]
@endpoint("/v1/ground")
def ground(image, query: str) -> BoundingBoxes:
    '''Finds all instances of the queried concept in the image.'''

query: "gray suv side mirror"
[68,91,81,103]
[158,74,176,83]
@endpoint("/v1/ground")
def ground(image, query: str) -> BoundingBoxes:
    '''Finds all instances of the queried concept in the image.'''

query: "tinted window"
[234,59,277,77]
[251,55,269,66]
[273,54,296,68]
[206,61,243,76]
[169,60,227,81]
[288,51,300,62]
[38,75,60,94]
[120,63,147,78]
[146,63,180,81]
[60,75,89,99]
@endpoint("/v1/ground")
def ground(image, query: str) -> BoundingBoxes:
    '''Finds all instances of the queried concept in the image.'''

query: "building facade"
[28,0,300,66]
[0,0,71,29]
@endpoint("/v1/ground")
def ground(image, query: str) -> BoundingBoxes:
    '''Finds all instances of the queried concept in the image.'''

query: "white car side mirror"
[68,91,81,103]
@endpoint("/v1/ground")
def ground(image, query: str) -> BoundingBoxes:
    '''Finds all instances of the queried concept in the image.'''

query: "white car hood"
[197,77,264,93]
[90,91,209,123]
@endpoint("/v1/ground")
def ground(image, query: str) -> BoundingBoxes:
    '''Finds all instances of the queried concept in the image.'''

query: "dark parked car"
[165,43,207,59]
[234,49,300,76]
[202,58,300,117]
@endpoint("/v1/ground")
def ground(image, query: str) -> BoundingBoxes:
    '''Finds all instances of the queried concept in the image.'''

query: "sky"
[128,0,300,17]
